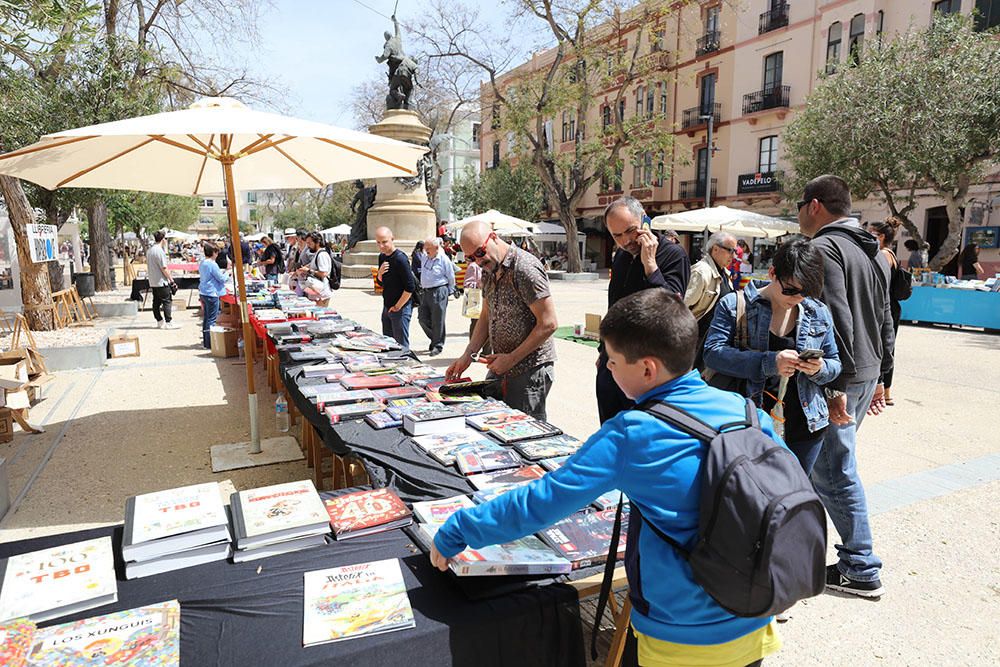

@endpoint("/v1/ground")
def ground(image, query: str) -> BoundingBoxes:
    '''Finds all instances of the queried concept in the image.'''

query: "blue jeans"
[201,295,220,348]
[787,433,824,476]
[381,301,412,352]
[810,379,882,581]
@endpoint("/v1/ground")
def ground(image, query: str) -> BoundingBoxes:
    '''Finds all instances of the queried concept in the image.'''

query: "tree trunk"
[0,175,56,331]
[929,193,965,271]
[87,199,113,291]
[557,201,582,273]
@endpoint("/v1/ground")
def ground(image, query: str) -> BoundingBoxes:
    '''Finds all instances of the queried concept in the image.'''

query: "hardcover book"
[413,525,571,577]
[340,375,403,390]
[539,456,570,472]
[124,541,231,580]
[0,537,117,623]
[0,618,34,667]
[423,439,505,467]
[411,496,475,525]
[447,399,508,416]
[485,419,563,444]
[371,386,426,400]
[410,429,496,456]
[26,600,180,667]
[302,559,414,646]
[122,482,230,563]
[312,389,376,406]
[513,434,581,460]
[230,534,327,563]
[401,405,465,437]
[538,508,630,570]
[467,465,546,490]
[364,412,402,430]
[465,409,531,431]
[454,447,523,476]
[230,480,330,550]
[326,401,385,424]
[324,489,412,540]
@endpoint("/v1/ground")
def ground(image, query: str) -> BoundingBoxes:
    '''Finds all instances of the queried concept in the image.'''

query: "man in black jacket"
[798,174,892,599]
[375,226,416,351]
[597,196,690,422]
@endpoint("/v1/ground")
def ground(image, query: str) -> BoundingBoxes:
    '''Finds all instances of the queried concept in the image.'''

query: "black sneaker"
[825,564,884,598]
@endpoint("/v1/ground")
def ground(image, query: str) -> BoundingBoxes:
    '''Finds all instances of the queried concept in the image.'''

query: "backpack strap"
[590,495,626,661]
[717,398,758,432]
[637,400,718,443]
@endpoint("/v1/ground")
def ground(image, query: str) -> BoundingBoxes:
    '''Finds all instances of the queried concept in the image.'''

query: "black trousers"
[884,300,901,388]
[596,358,634,424]
[151,285,172,323]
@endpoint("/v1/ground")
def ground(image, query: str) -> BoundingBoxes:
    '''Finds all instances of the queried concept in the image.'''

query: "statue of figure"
[376,15,416,110]
[348,179,377,249]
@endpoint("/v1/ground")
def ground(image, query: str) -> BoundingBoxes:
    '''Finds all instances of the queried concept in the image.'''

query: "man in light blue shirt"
[417,237,455,357]
[199,243,229,348]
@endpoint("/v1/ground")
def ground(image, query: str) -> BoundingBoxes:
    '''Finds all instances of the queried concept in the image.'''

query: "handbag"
[461,287,482,319]
[701,290,749,394]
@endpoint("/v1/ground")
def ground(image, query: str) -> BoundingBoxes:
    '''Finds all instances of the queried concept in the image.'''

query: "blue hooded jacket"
[434,370,781,645]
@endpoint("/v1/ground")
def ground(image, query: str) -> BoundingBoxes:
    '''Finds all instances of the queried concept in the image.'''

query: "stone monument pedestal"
[342,109,436,280]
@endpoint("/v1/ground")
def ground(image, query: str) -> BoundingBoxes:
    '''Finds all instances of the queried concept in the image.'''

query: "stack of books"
[323,489,412,540]
[326,401,385,424]
[410,523,571,577]
[401,404,465,436]
[410,429,500,466]
[121,482,232,579]
[229,480,330,562]
[538,508,630,570]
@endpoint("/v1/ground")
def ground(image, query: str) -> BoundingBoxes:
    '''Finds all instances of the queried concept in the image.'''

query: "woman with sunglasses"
[703,239,842,474]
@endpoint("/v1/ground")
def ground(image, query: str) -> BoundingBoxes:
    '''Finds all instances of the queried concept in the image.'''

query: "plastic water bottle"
[275,393,290,433]
[237,337,245,359]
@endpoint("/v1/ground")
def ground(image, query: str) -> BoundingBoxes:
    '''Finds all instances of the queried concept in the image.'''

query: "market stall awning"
[650,206,798,239]
[321,224,352,236]
[447,209,536,237]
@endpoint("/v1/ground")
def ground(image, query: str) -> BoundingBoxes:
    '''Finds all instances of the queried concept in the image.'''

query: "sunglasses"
[777,278,803,297]
[796,198,823,211]
[720,245,738,254]
[471,232,496,260]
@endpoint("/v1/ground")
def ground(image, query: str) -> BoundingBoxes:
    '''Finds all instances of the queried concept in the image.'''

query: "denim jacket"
[703,281,842,433]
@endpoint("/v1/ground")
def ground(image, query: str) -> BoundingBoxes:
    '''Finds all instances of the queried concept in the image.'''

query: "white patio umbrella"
[0,97,426,461]
[447,209,537,237]
[163,229,197,241]
[650,205,798,238]
[321,224,352,236]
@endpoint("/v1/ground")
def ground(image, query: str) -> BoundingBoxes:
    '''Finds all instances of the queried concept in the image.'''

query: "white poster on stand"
[26,223,58,263]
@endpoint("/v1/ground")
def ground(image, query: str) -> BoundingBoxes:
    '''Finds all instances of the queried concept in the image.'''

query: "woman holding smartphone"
[704,240,842,473]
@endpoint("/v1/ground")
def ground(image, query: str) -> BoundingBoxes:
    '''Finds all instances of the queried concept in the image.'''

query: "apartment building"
[480,0,1000,268]
[435,116,482,222]
[192,191,275,238]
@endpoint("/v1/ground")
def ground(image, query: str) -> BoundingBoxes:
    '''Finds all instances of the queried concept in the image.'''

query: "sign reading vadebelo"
[737,171,781,195]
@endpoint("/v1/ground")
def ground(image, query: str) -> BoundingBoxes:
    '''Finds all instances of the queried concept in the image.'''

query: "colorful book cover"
[340,375,403,390]
[591,490,630,511]
[467,465,546,490]
[513,435,581,460]
[0,537,117,623]
[415,525,571,577]
[26,600,180,667]
[365,412,402,430]
[299,382,345,398]
[538,508,630,570]
[471,484,525,504]
[485,419,563,444]
[326,401,385,423]
[411,496,475,525]
[448,400,507,416]
[312,389,376,406]
[410,429,493,453]
[235,480,328,539]
[323,489,412,538]
[127,482,227,545]
[401,404,462,422]
[465,409,531,431]
[385,398,428,408]
[0,618,35,667]
[539,456,570,472]
[302,559,414,646]
[454,447,522,475]
[371,386,426,400]
[424,439,504,467]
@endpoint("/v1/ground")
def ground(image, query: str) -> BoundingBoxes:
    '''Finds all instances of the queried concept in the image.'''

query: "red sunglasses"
[471,232,496,260]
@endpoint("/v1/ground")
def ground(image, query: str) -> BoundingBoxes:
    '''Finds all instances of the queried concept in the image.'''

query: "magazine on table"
[424,439,505,467]
[484,419,563,444]
[465,409,531,431]
[454,447,523,476]
[302,559,414,646]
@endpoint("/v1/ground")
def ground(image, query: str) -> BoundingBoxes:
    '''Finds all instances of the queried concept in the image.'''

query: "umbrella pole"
[221,154,261,454]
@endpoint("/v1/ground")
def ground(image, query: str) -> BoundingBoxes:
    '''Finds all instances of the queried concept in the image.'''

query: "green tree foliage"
[784,14,1000,269]
[451,162,544,222]
[106,192,200,238]
[217,219,253,237]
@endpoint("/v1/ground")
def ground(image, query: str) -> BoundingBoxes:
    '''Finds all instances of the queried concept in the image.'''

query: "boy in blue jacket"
[431,289,783,666]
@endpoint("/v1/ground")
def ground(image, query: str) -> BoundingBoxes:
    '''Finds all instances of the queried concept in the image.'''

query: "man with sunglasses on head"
[684,231,737,370]
[599,196,690,423]
[446,220,558,420]
[797,174,893,600]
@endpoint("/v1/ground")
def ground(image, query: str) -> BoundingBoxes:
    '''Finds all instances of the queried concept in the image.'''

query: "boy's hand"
[429,542,451,572]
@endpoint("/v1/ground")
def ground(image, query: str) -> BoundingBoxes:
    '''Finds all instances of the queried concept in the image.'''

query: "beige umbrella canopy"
[650,205,798,239]
[0,97,426,453]
[446,209,537,237]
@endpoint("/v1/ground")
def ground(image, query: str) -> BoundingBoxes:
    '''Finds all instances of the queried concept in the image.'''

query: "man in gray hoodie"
[798,174,893,599]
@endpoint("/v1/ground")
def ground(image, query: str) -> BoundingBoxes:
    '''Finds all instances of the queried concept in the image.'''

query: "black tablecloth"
[0,521,585,667]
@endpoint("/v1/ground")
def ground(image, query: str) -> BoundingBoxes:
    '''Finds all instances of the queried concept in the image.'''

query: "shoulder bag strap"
[735,289,748,350]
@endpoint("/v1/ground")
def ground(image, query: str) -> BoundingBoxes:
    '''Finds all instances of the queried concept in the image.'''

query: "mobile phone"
[798,348,824,360]
[641,214,652,231]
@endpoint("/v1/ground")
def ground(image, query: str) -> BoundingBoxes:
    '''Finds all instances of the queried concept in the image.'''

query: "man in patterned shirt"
[446,220,558,420]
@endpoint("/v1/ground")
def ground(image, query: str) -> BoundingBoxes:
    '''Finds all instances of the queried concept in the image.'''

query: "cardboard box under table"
[210,327,240,357]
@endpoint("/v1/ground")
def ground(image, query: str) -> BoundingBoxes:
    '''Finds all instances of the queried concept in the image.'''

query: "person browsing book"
[432,289,783,667]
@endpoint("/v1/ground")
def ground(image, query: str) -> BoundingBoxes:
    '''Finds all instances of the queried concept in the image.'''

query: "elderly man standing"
[417,237,455,357]
[598,196,690,422]
[446,220,557,420]
[375,226,416,351]
[684,231,737,369]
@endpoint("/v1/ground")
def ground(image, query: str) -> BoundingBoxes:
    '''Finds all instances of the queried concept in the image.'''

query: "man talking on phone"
[598,197,690,422]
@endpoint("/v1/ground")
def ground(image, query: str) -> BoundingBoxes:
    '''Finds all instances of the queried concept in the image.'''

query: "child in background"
[431,289,783,667]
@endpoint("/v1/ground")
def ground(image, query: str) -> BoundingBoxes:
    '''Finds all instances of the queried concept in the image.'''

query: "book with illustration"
[411,495,475,525]
[311,389,376,406]
[326,401,385,424]
[371,386,426,400]
[324,489,412,540]
[25,600,180,667]
[411,429,497,463]
[465,409,531,431]
[230,480,330,550]
[537,508,630,570]
[412,524,571,577]
[401,405,465,436]
[467,464,546,490]
[364,411,402,430]
[0,618,35,666]
[122,482,230,563]
[539,456,570,472]
[302,559,414,646]
[513,435,581,460]
[454,447,523,476]
[484,419,563,444]
[340,374,403,390]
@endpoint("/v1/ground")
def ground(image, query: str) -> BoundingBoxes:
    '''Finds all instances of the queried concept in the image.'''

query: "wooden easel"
[51,286,94,328]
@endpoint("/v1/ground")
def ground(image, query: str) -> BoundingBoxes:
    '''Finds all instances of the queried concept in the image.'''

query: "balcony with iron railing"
[759,3,789,34]
[696,30,720,57]
[742,85,790,115]
[681,103,721,130]
[679,178,718,200]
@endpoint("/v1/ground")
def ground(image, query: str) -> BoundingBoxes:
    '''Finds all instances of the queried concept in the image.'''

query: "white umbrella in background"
[651,205,798,238]
[446,209,537,237]
[163,229,197,241]
[321,224,352,237]
[0,97,426,469]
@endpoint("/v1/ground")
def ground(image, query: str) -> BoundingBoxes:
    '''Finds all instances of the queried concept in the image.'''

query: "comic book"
[411,496,475,525]
[539,456,570,472]
[412,525,571,577]
[324,489,412,540]
[122,482,230,562]
[466,465,546,490]
[513,435,581,460]
[465,409,531,431]
[0,618,34,666]
[454,447,523,476]
[484,419,562,444]
[537,508,630,570]
[230,480,330,550]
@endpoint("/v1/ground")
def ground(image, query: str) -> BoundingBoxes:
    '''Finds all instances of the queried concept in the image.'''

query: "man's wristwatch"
[824,388,845,400]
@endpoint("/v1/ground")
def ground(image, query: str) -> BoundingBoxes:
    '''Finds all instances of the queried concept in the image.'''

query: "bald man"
[446,220,557,420]
[375,226,416,351]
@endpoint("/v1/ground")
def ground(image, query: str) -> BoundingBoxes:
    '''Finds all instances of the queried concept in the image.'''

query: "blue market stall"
[901,286,1000,330]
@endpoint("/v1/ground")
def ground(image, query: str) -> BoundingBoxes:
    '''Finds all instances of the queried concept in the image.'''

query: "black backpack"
[591,398,826,657]
[888,251,912,301]
[322,250,342,291]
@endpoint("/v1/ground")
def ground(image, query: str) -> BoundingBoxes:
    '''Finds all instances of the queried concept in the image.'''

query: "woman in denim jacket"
[704,239,842,473]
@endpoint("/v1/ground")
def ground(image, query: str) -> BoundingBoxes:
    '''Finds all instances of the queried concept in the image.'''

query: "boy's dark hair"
[903,239,919,251]
[203,242,218,257]
[771,239,824,298]
[600,289,697,376]
[802,174,852,217]
[153,230,165,243]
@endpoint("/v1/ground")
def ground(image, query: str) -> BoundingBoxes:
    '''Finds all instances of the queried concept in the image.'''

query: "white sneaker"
[164,322,180,330]
[156,320,165,329]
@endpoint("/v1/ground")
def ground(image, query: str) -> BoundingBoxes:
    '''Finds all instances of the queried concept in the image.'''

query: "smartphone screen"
[798,349,824,360]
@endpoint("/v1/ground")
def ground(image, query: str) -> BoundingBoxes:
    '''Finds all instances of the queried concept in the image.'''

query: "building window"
[646,86,655,116]
[758,136,778,172]
[975,0,1000,30]
[826,22,842,72]
[848,13,865,64]
[654,152,665,187]
[614,163,623,191]
[635,86,644,116]
[659,82,668,114]
[491,103,501,130]
[933,0,961,15]
[700,73,717,114]
[643,152,654,186]
[491,141,500,166]
[471,123,480,149]
[569,114,576,142]
[763,52,783,92]
[632,158,642,189]
[246,192,257,204]
[651,29,665,52]
[561,111,569,142]
[876,10,884,45]
[602,105,612,129]
[606,53,614,76]
[222,199,228,208]
[202,198,214,207]
[618,100,626,122]
[706,5,720,34]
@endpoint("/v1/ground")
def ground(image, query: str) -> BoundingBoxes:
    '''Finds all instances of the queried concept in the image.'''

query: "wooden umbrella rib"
[150,135,208,156]
[186,134,212,152]
[315,137,416,173]
[0,135,98,160]
[57,137,157,188]
[238,134,275,155]
[242,135,295,157]
[269,143,325,187]
[192,133,217,195]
